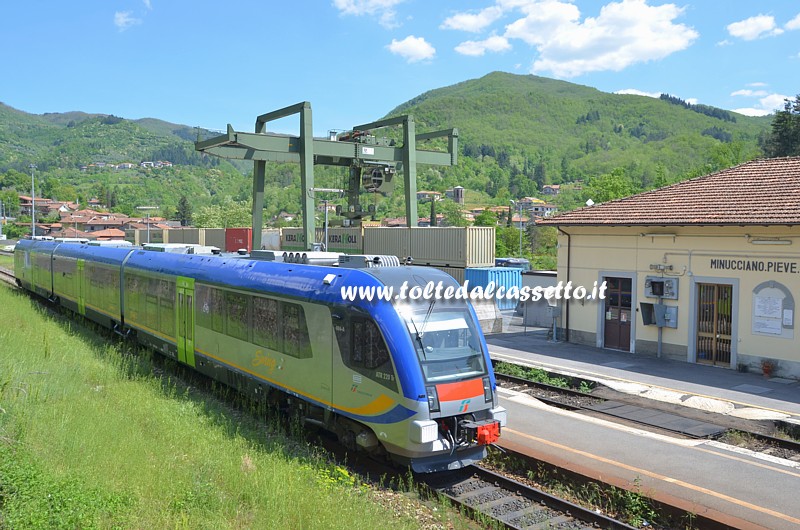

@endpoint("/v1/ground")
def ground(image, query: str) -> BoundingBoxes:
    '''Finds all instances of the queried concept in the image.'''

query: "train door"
[176,277,196,367]
[77,259,86,316]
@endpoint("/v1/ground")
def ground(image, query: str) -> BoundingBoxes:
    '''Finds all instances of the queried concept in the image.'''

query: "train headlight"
[482,377,492,403]
[426,385,440,413]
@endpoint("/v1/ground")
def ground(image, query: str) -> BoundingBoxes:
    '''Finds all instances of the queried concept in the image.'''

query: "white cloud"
[733,92,791,116]
[333,0,405,28]
[733,108,771,117]
[727,15,783,40]
[748,82,767,87]
[114,11,141,31]
[614,88,660,98]
[785,13,800,30]
[143,0,152,10]
[455,35,511,56]
[731,89,768,97]
[387,35,435,62]
[716,39,732,46]
[500,0,698,78]
[441,6,504,32]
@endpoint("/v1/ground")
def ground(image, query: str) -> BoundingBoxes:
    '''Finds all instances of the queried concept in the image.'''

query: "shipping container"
[324,227,363,253]
[226,227,253,253]
[423,265,466,285]
[260,229,281,250]
[465,267,522,311]
[124,229,138,246]
[280,228,325,251]
[363,227,494,268]
[201,228,226,250]
[363,227,411,261]
[135,229,164,245]
[165,228,200,245]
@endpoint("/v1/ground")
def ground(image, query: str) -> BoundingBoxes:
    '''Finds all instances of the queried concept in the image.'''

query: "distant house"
[88,228,126,241]
[542,184,561,195]
[117,163,135,170]
[85,217,126,232]
[529,203,558,217]
[416,191,442,202]
[518,196,545,210]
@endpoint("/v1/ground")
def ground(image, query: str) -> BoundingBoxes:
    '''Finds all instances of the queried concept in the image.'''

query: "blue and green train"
[14,239,506,472]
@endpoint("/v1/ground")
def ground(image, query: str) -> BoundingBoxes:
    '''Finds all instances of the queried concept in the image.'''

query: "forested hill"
[0,71,774,223]
[387,71,770,189]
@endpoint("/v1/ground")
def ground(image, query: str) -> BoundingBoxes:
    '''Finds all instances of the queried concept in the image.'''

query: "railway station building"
[539,157,800,379]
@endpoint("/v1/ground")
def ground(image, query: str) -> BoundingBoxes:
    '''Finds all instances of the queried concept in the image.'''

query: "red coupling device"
[476,421,500,445]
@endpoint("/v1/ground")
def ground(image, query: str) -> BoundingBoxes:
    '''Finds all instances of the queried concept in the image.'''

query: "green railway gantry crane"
[194,101,458,251]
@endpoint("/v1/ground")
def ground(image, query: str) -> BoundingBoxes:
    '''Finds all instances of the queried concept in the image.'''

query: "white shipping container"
[363,227,411,260]
[260,229,281,250]
[363,227,494,268]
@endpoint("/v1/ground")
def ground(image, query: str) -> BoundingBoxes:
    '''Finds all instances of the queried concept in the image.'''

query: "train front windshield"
[402,304,488,383]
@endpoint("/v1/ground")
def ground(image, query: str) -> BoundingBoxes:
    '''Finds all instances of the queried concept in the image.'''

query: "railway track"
[422,464,636,530]
[0,265,15,285]
[495,370,800,457]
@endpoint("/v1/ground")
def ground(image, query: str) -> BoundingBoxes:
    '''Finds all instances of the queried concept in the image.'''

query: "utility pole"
[310,188,343,251]
[29,164,36,238]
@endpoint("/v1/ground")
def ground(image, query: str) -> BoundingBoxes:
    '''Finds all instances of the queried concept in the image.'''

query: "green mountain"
[0,102,248,220]
[0,72,775,225]
[388,71,770,190]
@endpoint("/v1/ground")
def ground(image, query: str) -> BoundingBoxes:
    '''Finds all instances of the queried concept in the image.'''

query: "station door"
[696,283,732,367]
[603,277,632,351]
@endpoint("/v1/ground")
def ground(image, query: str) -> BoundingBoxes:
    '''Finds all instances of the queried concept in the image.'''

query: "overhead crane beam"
[195,102,458,250]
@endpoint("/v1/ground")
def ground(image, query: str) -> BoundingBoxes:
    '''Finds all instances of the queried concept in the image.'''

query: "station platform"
[486,323,800,529]
[486,323,800,427]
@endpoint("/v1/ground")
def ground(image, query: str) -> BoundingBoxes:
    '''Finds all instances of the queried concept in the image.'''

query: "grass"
[0,253,13,269]
[0,286,429,529]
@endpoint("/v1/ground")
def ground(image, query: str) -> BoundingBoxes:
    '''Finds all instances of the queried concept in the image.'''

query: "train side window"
[282,303,311,359]
[196,285,224,333]
[225,291,250,341]
[253,297,281,351]
[336,315,396,391]
[159,279,175,336]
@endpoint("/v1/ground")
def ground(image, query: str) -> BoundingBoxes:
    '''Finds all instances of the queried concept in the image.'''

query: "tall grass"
[0,286,423,529]
[0,253,13,269]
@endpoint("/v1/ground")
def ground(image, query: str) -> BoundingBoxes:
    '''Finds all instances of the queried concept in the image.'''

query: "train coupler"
[460,419,501,445]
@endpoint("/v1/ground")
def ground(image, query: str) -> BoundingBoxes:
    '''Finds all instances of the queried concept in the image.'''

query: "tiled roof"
[539,157,800,226]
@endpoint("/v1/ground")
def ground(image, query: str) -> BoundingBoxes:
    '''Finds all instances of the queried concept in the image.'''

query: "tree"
[176,195,193,226]
[473,209,497,227]
[583,168,639,204]
[762,95,800,157]
[437,200,469,227]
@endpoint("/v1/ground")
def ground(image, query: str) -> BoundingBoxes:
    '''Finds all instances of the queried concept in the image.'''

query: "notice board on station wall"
[751,281,794,339]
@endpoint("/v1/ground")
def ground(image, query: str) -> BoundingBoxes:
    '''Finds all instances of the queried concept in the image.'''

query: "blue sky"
[2,1,798,136]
